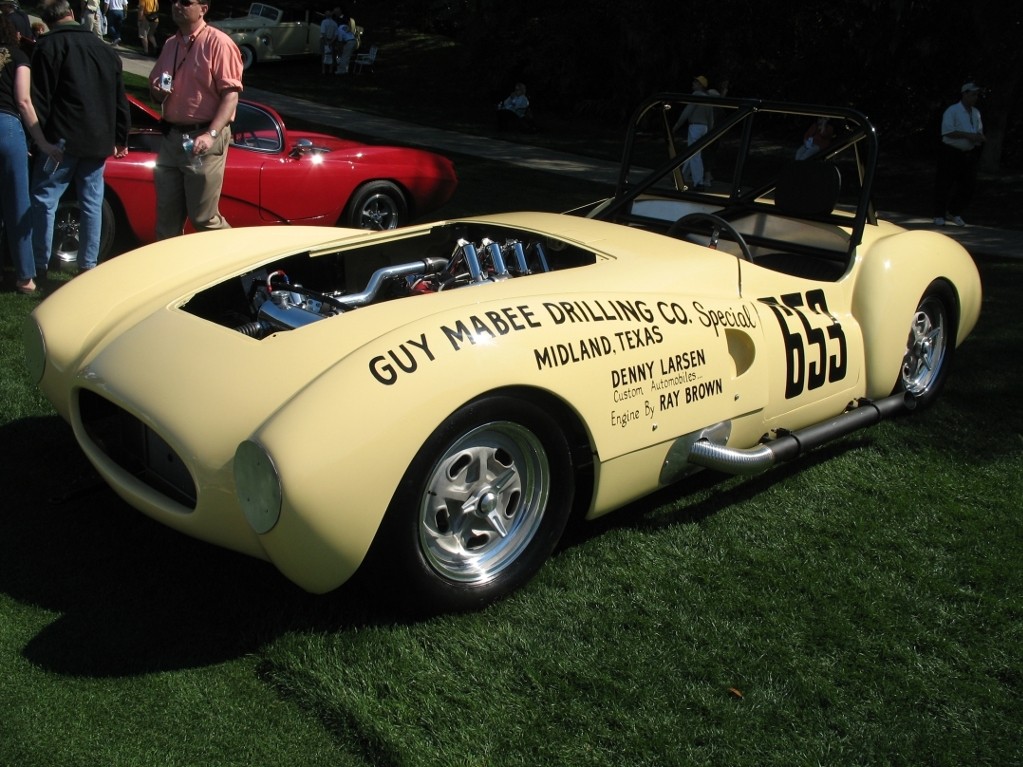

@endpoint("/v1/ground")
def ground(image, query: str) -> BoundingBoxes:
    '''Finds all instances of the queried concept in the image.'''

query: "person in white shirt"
[319,8,338,75]
[496,82,535,131]
[672,76,714,189]
[933,82,986,227]
[105,0,125,44]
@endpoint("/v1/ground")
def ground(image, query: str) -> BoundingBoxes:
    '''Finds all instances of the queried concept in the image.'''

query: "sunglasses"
[174,0,204,6]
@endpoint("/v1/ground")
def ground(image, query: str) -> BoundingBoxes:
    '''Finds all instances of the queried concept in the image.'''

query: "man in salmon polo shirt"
[149,0,242,239]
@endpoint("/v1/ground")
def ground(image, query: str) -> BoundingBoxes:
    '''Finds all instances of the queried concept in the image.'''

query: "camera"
[159,72,173,92]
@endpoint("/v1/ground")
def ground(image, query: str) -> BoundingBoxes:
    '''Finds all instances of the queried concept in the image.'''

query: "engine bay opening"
[181,222,597,337]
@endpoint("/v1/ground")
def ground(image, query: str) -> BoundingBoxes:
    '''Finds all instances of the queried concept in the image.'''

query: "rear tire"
[896,280,956,408]
[51,197,117,271]
[376,395,574,613]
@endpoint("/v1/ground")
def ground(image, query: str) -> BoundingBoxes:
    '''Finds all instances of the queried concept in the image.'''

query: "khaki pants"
[154,128,231,240]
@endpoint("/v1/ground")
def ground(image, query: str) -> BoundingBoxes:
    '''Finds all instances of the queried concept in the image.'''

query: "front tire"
[896,280,956,407]
[345,181,408,230]
[377,396,574,612]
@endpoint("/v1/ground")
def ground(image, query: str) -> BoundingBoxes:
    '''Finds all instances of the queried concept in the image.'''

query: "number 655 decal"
[759,290,848,399]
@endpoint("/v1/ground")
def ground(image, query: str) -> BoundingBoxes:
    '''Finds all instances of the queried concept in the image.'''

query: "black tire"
[895,280,957,408]
[239,45,256,70]
[375,395,575,613]
[345,180,408,230]
[50,197,117,271]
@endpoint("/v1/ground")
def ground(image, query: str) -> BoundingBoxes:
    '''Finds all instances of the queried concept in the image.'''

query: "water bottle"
[181,133,202,169]
[44,138,66,174]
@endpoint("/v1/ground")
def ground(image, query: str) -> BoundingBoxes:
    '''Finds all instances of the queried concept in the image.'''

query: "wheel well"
[343,179,413,220]
[101,190,138,260]
[103,188,127,224]
[922,277,961,343]
[479,386,596,522]
[938,277,962,339]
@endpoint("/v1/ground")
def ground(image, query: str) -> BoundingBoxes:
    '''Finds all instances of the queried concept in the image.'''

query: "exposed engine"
[182,225,593,339]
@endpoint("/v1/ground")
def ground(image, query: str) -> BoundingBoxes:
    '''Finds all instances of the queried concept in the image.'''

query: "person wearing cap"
[672,75,714,190]
[933,82,986,227]
[334,9,357,74]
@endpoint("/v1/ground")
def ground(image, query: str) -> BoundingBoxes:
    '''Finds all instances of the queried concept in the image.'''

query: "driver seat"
[753,162,849,281]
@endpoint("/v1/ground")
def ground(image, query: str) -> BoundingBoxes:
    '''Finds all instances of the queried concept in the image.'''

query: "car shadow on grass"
[2,406,863,678]
[0,415,411,678]
[1,395,1005,678]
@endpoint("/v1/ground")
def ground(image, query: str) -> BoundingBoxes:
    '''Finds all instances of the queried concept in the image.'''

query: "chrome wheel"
[376,395,575,612]
[347,181,407,230]
[901,291,950,397]
[52,203,82,269]
[51,198,116,270]
[358,194,400,229]
[418,421,550,585]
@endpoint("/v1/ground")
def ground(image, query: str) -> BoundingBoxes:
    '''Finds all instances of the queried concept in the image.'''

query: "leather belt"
[159,120,212,135]
[169,122,210,134]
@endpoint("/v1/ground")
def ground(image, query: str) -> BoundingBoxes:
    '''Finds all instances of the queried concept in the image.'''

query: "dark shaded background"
[221,0,1013,171]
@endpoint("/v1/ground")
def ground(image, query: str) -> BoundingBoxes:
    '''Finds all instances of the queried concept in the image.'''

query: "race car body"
[26,95,981,611]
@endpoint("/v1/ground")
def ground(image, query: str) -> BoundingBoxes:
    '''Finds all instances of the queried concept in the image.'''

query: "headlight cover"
[235,439,282,534]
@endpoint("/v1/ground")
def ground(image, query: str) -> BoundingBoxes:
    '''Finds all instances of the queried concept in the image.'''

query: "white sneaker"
[933,217,945,226]
[948,215,966,227]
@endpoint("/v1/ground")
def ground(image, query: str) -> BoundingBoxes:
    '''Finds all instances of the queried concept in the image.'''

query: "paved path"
[119,50,1022,259]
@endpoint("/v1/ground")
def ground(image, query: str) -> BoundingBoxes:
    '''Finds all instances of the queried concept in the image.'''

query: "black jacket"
[31,20,130,158]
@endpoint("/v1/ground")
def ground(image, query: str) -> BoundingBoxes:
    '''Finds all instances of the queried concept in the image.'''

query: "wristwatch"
[208,128,219,139]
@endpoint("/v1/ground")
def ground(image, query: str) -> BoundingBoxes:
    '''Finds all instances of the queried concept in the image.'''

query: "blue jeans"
[0,111,34,280]
[31,153,106,272]
[106,8,124,40]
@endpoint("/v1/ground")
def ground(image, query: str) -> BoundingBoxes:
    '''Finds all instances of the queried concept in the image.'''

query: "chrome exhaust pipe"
[688,393,913,475]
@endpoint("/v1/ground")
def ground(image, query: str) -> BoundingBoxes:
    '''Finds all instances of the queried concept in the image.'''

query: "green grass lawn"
[3,249,1021,765]
[1,65,1021,767]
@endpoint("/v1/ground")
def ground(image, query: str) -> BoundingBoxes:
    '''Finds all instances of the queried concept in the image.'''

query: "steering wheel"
[666,212,754,262]
[235,130,261,148]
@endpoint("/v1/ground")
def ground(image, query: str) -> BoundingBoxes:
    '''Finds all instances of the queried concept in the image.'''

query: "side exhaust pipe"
[688,393,914,476]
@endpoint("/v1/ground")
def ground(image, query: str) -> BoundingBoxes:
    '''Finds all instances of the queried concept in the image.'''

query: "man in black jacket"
[30,0,129,275]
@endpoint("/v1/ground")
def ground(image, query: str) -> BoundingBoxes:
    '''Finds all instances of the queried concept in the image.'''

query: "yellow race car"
[25,95,981,612]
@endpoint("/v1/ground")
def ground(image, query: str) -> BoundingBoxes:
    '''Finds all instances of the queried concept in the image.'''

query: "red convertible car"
[47,96,458,267]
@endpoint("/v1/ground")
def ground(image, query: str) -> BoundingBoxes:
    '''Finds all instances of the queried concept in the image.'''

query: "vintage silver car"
[210,3,321,69]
